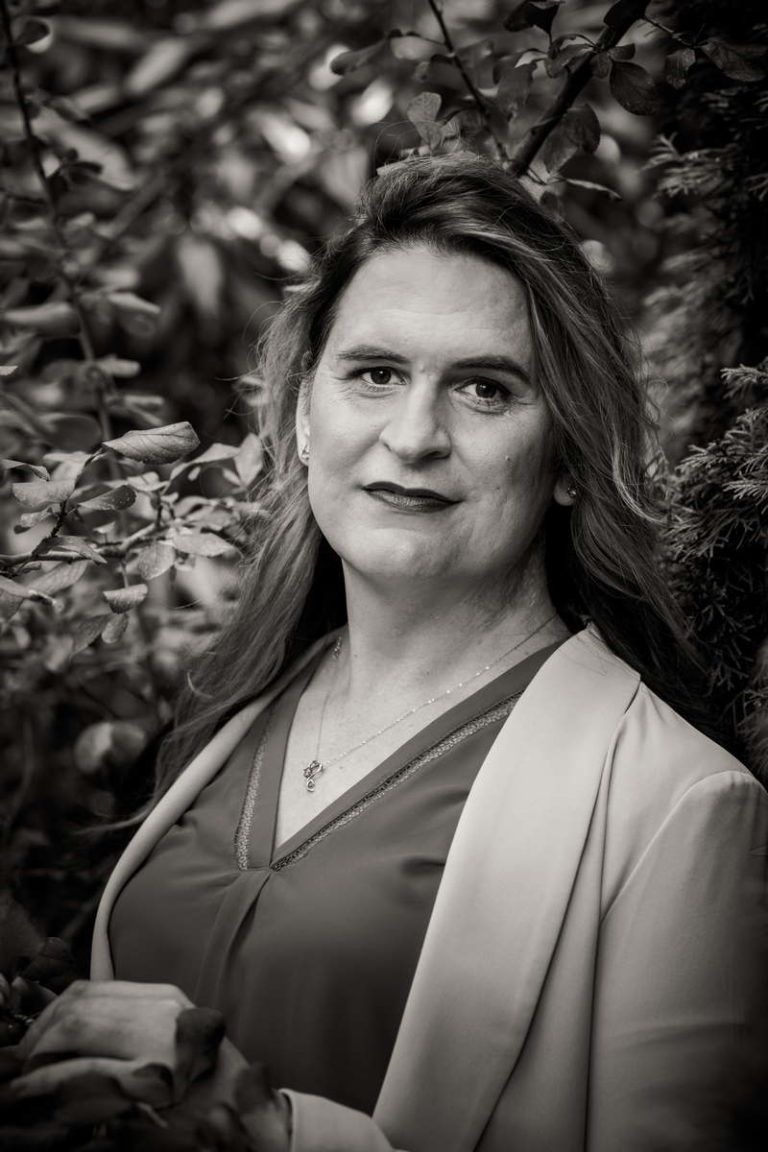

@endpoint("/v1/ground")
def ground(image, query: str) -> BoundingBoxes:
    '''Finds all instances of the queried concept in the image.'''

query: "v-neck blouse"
[110,641,560,1115]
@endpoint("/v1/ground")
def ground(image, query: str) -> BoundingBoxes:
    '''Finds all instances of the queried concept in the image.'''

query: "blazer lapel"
[374,628,639,1152]
[90,633,338,979]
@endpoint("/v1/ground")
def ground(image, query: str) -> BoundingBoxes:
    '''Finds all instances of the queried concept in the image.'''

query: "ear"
[553,474,577,507]
[295,377,311,462]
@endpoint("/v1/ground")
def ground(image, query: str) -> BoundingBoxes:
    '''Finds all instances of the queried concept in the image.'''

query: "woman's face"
[297,244,572,603]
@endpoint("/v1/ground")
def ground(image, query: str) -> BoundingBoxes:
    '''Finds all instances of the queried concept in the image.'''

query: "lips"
[363,482,456,511]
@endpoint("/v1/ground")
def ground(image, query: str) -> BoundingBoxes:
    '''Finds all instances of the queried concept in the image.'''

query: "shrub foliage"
[0,0,766,1139]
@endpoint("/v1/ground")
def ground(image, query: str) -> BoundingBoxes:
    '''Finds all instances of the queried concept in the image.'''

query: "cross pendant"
[303,760,324,791]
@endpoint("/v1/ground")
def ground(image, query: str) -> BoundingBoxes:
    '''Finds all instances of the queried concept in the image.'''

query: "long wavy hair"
[153,153,708,798]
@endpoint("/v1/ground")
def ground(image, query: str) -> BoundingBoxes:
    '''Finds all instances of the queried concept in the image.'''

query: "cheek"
[478,427,555,503]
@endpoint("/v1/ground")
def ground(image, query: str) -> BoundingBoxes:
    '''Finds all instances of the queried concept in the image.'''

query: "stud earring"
[299,443,310,463]
[567,483,577,500]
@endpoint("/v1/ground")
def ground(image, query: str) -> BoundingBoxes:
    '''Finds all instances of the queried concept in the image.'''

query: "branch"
[0,0,115,440]
[0,520,160,571]
[426,0,506,160]
[510,0,651,177]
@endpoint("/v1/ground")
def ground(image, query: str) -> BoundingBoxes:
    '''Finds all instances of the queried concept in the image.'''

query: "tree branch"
[426,0,506,160]
[0,0,115,440]
[510,0,651,176]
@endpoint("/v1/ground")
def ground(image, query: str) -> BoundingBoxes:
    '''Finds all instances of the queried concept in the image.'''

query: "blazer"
[92,627,768,1152]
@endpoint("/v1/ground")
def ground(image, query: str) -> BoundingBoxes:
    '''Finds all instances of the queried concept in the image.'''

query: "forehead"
[324,244,532,363]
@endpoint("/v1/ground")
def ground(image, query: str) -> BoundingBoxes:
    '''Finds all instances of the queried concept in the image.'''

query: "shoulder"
[546,627,766,868]
[589,649,768,903]
[560,625,759,794]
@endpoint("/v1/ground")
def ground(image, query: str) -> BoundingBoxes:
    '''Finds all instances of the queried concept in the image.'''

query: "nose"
[378,380,451,463]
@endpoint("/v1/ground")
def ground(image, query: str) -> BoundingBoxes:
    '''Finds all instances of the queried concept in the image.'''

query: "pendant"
[303,760,324,791]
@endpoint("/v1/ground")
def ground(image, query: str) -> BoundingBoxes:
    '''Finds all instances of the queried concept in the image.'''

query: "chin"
[341,539,452,585]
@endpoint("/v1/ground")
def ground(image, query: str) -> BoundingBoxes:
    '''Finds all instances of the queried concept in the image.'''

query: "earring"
[299,443,310,463]
[567,483,577,500]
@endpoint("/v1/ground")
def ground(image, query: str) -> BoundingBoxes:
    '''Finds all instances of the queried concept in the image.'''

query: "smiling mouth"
[363,483,456,512]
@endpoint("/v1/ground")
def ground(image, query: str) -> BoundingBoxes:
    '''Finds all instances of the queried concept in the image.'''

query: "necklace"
[302,613,557,791]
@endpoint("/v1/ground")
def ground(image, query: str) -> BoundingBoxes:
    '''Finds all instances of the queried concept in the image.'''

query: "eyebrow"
[334,344,532,383]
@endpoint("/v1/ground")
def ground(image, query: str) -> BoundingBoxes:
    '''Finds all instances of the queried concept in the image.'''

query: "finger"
[18,980,191,1062]
[3,1056,175,1121]
[8,1056,139,1098]
[15,985,79,1061]
[22,996,183,1069]
[87,980,193,1004]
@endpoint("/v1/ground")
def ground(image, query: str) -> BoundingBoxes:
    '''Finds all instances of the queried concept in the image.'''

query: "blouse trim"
[234,693,521,873]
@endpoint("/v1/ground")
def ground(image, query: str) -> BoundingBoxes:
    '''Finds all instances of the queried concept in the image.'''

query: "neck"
[336,561,567,707]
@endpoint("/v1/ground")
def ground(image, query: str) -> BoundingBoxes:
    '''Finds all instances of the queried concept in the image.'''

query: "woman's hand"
[4,979,291,1150]
[17,979,193,1078]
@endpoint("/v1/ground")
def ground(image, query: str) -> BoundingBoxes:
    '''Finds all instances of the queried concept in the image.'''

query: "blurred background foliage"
[0,0,766,974]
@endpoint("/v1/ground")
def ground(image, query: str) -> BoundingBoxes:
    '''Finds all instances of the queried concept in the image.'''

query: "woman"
[11,156,768,1150]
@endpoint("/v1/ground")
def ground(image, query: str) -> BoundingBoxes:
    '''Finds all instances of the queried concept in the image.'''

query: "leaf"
[173,532,235,557]
[169,441,239,480]
[545,42,590,78]
[330,41,386,76]
[43,632,74,672]
[192,0,305,32]
[40,413,102,452]
[103,583,148,613]
[11,478,75,509]
[701,40,766,82]
[74,721,147,774]
[406,92,443,148]
[44,535,104,563]
[2,302,80,338]
[104,422,200,465]
[75,484,137,512]
[0,574,54,604]
[45,94,89,122]
[389,33,441,63]
[497,60,536,116]
[102,613,128,644]
[124,36,197,97]
[176,234,224,326]
[14,18,52,49]
[504,1,564,36]
[666,47,696,89]
[563,177,621,199]
[0,458,49,480]
[608,43,635,62]
[174,1007,226,1088]
[234,433,264,486]
[609,60,664,115]
[21,938,78,994]
[539,124,579,176]
[96,356,141,378]
[29,559,89,596]
[70,614,109,654]
[603,0,648,29]
[133,540,176,580]
[16,509,51,531]
[107,291,161,318]
[562,103,601,152]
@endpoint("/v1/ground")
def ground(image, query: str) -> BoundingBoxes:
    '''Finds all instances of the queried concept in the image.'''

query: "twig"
[0,519,160,571]
[426,0,506,160]
[510,0,652,176]
[0,0,115,440]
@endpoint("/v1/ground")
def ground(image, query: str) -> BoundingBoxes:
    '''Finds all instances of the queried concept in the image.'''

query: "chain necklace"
[302,613,557,791]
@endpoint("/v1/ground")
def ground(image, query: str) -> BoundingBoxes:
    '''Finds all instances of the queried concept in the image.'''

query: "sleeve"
[281,1090,409,1152]
[589,770,768,1152]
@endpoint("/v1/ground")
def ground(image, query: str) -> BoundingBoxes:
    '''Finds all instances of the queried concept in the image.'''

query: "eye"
[459,378,513,409]
[359,366,398,388]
